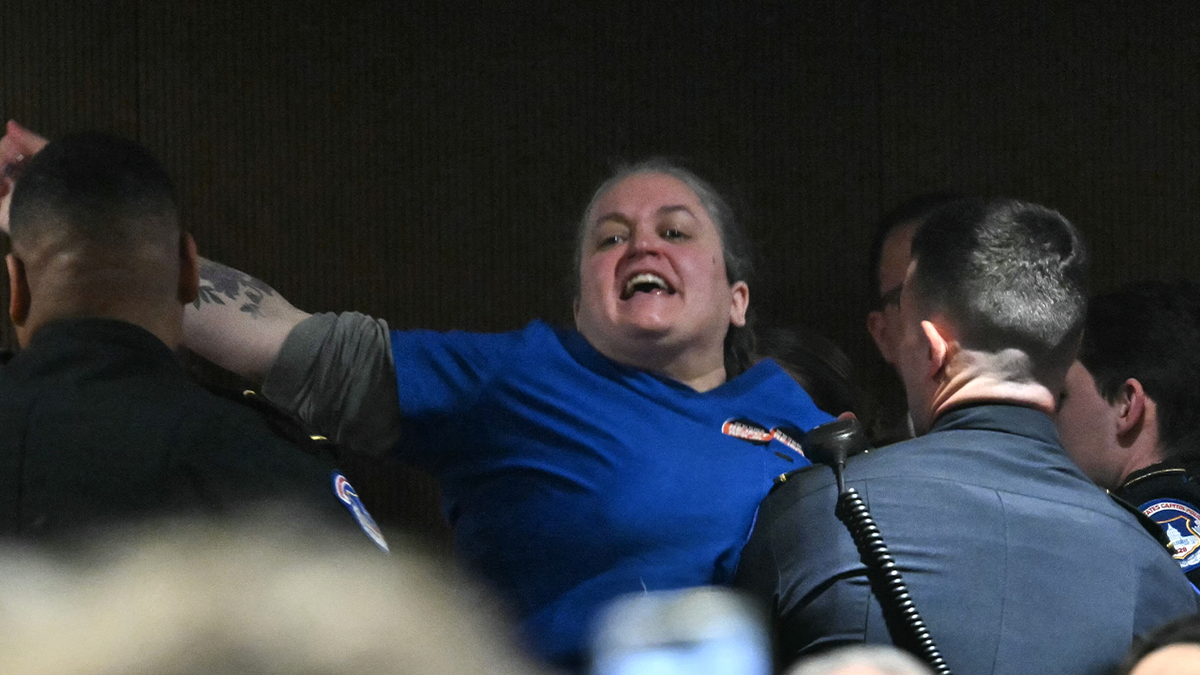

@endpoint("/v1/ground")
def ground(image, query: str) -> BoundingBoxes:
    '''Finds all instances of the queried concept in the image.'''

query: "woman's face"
[574,172,748,379]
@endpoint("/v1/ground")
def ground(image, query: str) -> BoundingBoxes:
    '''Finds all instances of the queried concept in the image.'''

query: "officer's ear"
[1113,377,1148,439]
[921,319,951,378]
[6,253,29,326]
[177,232,199,305]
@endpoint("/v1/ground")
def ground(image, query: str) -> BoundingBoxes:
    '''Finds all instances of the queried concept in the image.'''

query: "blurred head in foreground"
[786,645,934,675]
[0,510,552,675]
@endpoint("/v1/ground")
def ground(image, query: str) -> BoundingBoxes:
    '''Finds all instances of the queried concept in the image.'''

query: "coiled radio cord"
[803,418,953,675]
[835,486,952,675]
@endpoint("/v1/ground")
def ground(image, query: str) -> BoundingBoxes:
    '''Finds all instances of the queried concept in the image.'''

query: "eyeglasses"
[876,284,902,310]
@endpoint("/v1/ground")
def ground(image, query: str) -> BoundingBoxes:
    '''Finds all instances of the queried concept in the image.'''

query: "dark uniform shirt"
[736,404,1198,675]
[1118,459,1200,585]
[0,317,379,543]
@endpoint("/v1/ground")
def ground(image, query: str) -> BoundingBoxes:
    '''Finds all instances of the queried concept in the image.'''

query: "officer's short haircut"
[9,131,178,249]
[1078,281,1200,462]
[909,198,1088,379]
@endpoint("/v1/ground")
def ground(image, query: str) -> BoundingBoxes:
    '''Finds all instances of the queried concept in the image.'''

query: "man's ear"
[728,281,749,328]
[920,319,950,377]
[177,233,199,305]
[867,310,892,362]
[6,253,28,325]
[1113,378,1148,439]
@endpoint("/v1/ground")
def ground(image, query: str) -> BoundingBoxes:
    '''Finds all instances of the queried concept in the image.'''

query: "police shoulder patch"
[1142,498,1200,572]
[332,472,390,553]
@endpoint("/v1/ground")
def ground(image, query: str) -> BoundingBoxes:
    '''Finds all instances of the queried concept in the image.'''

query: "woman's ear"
[728,281,749,327]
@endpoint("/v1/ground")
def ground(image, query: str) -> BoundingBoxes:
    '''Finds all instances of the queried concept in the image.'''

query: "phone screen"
[590,587,770,675]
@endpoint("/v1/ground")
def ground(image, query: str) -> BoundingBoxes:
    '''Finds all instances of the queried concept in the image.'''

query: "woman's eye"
[663,228,684,240]
[597,234,624,248]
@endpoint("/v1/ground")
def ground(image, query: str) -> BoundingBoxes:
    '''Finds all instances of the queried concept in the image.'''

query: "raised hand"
[0,120,51,235]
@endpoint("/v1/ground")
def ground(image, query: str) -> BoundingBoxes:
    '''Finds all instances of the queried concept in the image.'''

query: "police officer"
[863,192,964,445]
[0,131,384,549]
[737,198,1196,675]
[1056,280,1200,583]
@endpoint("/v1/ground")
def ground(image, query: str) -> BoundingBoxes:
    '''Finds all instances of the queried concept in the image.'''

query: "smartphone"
[590,587,771,675]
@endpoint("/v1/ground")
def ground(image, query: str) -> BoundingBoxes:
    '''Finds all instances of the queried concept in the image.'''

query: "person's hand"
[0,120,50,235]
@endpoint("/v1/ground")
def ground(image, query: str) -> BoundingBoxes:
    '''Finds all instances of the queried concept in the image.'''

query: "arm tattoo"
[194,260,277,319]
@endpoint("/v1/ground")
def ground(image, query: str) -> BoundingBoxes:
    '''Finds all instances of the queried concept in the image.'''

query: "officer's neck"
[924,349,1057,429]
[19,295,184,351]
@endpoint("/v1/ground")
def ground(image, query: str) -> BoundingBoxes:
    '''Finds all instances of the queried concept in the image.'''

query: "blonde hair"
[0,508,554,675]
[786,645,934,675]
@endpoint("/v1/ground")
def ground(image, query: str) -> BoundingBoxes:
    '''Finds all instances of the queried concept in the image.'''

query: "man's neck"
[933,377,1057,419]
[925,351,1057,429]
[21,300,183,350]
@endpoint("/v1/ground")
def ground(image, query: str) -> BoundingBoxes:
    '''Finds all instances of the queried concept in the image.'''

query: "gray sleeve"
[262,311,401,459]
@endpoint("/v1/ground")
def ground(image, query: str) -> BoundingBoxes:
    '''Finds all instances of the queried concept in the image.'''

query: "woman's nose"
[627,228,660,256]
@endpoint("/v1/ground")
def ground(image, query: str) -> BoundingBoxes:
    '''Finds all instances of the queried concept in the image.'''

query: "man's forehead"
[877,220,919,287]
[1067,359,1096,381]
[898,260,930,319]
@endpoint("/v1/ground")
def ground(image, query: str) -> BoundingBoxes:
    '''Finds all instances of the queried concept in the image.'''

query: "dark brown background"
[2,0,1198,547]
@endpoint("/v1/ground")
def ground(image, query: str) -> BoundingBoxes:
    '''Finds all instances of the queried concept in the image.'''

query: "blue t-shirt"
[391,320,832,665]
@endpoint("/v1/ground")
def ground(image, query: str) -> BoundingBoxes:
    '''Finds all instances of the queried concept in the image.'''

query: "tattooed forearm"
[195,260,278,319]
[183,258,308,381]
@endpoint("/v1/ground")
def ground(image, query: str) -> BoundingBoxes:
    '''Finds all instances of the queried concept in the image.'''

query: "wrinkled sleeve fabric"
[263,312,401,458]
